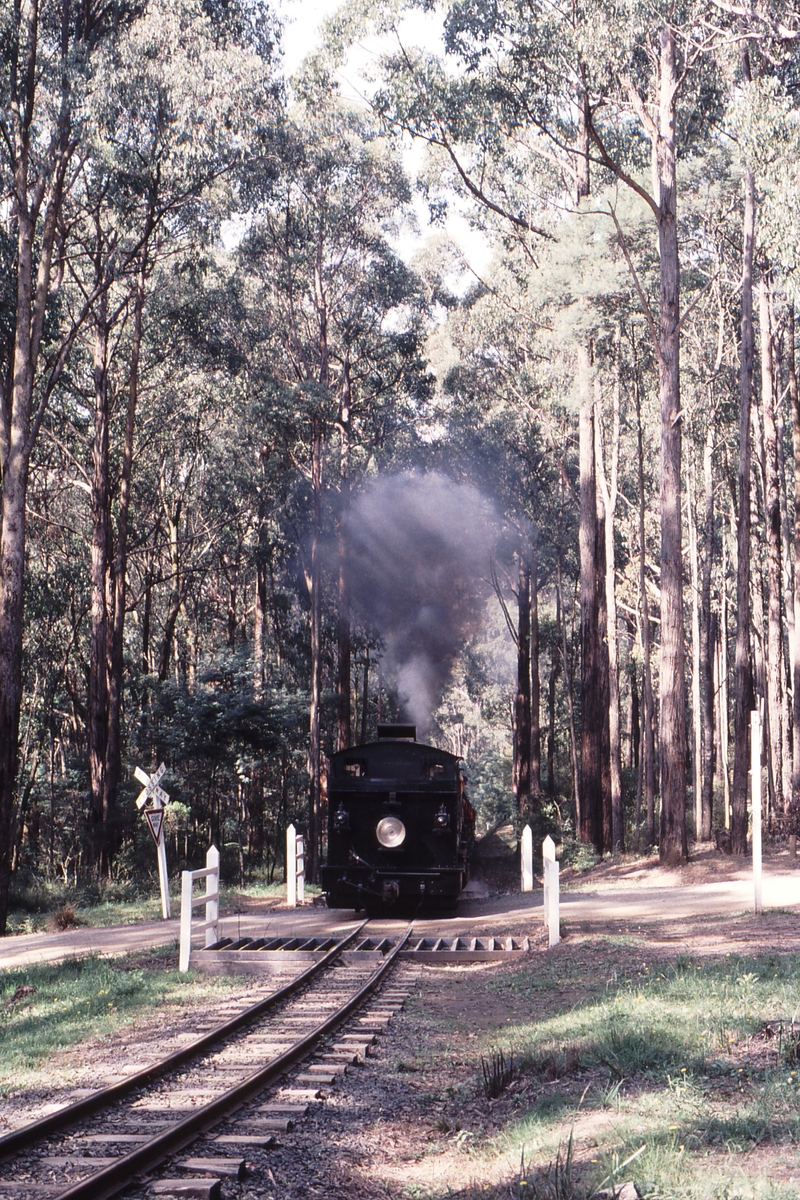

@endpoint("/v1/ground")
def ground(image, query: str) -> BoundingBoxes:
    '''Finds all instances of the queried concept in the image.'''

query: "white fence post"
[546,858,560,946]
[286,824,305,907]
[205,845,220,947]
[752,707,762,916]
[521,825,533,892]
[287,823,297,908]
[542,835,559,946]
[178,845,220,973]
[296,834,305,904]
[179,870,193,973]
[542,835,555,927]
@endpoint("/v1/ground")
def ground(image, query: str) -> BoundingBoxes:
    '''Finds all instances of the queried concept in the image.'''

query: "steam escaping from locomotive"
[343,472,499,734]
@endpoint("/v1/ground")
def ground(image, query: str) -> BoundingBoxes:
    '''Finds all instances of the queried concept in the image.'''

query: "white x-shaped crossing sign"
[134,762,169,810]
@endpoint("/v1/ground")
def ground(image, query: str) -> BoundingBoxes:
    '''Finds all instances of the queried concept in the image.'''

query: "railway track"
[0,922,413,1200]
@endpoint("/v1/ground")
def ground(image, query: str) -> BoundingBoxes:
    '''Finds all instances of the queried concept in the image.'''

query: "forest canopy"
[0,0,799,931]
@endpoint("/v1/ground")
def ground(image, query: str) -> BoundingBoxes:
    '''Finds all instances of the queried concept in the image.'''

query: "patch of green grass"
[446,948,800,1199]
[0,948,243,1094]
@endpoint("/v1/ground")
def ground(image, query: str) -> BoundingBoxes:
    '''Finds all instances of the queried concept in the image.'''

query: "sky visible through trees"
[0,0,799,931]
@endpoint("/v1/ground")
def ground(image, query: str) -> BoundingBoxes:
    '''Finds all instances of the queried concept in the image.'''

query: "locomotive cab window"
[343,759,367,777]
[425,761,445,779]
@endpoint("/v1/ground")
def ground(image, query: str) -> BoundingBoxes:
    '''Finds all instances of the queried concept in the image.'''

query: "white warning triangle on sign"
[144,807,164,846]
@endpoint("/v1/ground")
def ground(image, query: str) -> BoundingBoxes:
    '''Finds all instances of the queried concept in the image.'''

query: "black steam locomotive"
[321,724,475,912]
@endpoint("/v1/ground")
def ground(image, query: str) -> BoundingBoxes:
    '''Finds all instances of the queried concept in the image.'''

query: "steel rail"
[55,923,413,1200]
[0,921,367,1161]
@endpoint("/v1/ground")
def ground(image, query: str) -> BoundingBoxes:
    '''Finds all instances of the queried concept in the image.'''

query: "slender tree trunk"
[547,638,559,797]
[595,348,623,851]
[0,6,71,933]
[88,281,111,874]
[597,480,612,851]
[732,161,756,855]
[655,25,687,865]
[104,252,149,873]
[515,554,532,822]
[791,308,800,853]
[307,413,323,882]
[557,557,580,823]
[759,272,785,820]
[336,368,352,752]
[688,461,702,841]
[774,341,794,819]
[579,344,603,850]
[700,421,715,840]
[254,447,270,695]
[635,373,656,847]
[720,532,732,826]
[530,529,541,801]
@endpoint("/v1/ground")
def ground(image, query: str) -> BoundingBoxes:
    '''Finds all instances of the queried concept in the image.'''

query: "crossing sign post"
[134,763,171,919]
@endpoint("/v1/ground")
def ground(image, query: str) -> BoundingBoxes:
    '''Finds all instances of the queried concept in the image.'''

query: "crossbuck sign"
[134,763,171,919]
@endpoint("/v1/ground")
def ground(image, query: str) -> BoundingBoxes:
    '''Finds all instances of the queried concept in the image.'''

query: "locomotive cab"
[321,724,474,912]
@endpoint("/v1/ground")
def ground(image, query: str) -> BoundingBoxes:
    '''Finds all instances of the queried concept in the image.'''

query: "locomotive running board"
[195,933,532,972]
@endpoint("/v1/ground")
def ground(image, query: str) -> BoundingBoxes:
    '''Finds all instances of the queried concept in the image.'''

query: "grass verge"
[0,946,244,1095]
[386,932,800,1199]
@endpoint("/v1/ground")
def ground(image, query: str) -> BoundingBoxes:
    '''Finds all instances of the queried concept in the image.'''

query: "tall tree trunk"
[759,272,785,819]
[515,554,532,822]
[700,421,715,840]
[731,160,756,855]
[635,372,656,847]
[595,344,623,851]
[791,308,800,853]
[0,0,72,933]
[688,460,702,841]
[307,413,323,882]
[547,637,559,797]
[88,282,111,874]
[655,25,687,865]
[774,339,794,818]
[720,532,732,826]
[579,343,603,850]
[557,556,580,821]
[336,369,352,753]
[254,448,270,696]
[576,80,590,202]
[104,251,149,873]
[530,529,541,801]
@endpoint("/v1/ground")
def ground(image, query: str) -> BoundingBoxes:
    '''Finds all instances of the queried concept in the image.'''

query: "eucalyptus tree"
[0,0,148,932]
[236,99,432,876]
[70,0,278,873]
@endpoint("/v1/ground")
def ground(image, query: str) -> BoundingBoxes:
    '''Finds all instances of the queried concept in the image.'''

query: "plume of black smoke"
[343,473,500,735]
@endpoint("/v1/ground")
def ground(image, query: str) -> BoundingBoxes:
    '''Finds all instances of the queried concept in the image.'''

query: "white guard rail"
[179,845,220,973]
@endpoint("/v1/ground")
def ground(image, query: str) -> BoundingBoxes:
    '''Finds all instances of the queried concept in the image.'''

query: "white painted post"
[752,707,762,916]
[546,857,560,947]
[179,870,194,973]
[205,845,220,947]
[521,825,533,893]
[156,819,171,920]
[542,835,556,927]
[287,823,297,908]
[296,835,305,904]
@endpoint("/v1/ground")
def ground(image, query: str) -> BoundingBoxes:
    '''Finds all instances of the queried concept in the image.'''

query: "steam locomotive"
[321,724,475,912]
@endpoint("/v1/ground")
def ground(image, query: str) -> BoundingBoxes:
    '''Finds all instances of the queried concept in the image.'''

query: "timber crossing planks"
[196,933,532,971]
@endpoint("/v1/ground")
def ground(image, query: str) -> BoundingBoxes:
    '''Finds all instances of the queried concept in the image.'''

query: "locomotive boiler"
[321,723,475,912]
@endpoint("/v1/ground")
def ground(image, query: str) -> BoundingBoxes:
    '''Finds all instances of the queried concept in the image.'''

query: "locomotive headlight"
[376,815,406,848]
[435,805,450,830]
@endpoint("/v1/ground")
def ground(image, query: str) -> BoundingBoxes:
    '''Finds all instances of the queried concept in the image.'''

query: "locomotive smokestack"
[343,472,498,734]
[377,723,417,742]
